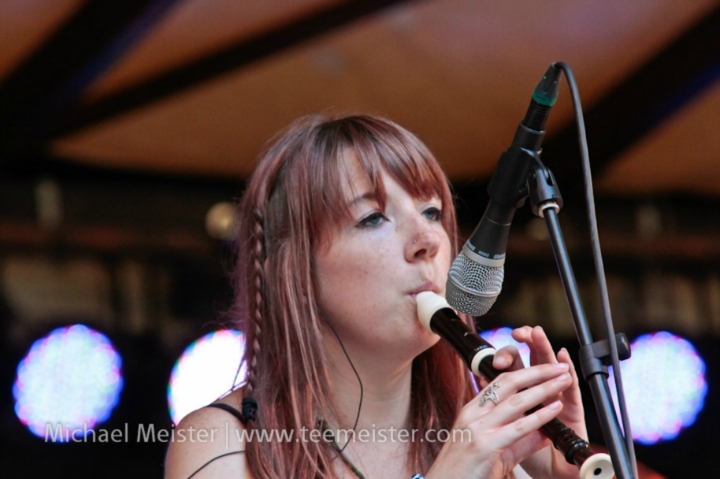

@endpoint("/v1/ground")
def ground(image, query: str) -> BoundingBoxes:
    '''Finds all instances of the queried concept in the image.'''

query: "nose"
[405,218,441,262]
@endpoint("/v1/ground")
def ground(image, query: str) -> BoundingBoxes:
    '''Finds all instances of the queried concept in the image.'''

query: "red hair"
[233,114,476,478]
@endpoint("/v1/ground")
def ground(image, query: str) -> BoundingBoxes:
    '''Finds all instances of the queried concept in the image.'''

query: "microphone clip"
[486,144,536,209]
[528,161,564,218]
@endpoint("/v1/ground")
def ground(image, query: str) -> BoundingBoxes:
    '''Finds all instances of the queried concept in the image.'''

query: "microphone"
[416,291,614,479]
[446,64,561,316]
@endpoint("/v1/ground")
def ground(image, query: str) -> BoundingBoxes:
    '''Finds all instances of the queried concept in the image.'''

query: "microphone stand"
[525,159,636,479]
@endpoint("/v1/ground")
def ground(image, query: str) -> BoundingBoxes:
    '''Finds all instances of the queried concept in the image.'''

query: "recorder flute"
[416,291,613,479]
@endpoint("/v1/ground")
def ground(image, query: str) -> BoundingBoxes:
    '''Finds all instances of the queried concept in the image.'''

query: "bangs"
[308,116,453,247]
[262,114,455,255]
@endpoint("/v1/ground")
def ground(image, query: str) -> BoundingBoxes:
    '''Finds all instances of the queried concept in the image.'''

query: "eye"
[358,212,386,228]
[422,206,443,222]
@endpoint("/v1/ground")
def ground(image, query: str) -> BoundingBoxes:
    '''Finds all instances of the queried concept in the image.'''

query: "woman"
[165,114,587,479]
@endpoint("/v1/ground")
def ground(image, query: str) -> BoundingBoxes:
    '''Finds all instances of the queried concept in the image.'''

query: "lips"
[408,281,441,297]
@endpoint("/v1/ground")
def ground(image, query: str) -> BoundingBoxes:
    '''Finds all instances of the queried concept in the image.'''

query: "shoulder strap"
[187,450,245,479]
[205,403,246,424]
[184,404,247,478]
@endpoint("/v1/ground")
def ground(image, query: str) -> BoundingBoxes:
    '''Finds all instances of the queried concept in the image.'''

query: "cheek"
[433,231,453,274]
[440,239,453,271]
[314,242,394,319]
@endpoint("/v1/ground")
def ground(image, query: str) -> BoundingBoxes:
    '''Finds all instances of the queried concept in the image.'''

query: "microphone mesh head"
[445,253,504,316]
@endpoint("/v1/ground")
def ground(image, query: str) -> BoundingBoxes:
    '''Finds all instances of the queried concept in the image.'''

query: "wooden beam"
[52,0,419,137]
[543,5,720,200]
[0,0,182,156]
[0,221,212,256]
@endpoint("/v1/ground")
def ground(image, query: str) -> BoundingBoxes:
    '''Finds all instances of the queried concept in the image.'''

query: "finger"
[526,338,571,411]
[513,326,556,366]
[512,326,538,366]
[500,430,550,469]
[557,347,584,412]
[530,326,558,366]
[493,371,572,421]
[512,325,533,342]
[470,364,571,420]
[556,348,579,398]
[492,345,522,371]
[485,400,565,451]
[557,348,577,385]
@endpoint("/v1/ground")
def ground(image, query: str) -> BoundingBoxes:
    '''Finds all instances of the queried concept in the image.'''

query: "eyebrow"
[346,191,378,208]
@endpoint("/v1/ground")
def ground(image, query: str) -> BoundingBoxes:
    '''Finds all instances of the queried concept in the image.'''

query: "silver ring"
[479,382,501,407]
[413,239,417,244]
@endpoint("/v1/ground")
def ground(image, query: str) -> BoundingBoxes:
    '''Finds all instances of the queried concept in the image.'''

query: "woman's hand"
[424,337,578,479]
[507,326,586,479]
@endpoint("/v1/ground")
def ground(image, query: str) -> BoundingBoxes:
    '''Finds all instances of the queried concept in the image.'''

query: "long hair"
[233,114,476,478]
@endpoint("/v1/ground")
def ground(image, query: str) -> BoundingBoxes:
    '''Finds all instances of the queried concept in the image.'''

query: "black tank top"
[205,402,246,423]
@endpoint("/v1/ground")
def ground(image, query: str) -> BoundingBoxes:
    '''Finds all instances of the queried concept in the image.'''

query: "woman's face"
[314,160,452,359]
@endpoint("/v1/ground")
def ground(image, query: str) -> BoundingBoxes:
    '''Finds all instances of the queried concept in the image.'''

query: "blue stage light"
[609,331,707,444]
[168,330,246,425]
[13,324,123,441]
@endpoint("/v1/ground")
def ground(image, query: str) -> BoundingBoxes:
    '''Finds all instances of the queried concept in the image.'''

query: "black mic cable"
[448,62,637,478]
[553,62,637,478]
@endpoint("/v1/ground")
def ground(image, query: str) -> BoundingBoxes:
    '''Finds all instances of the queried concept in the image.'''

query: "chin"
[414,325,441,348]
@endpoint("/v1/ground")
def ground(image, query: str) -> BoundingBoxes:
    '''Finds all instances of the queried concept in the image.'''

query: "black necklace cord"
[320,311,364,455]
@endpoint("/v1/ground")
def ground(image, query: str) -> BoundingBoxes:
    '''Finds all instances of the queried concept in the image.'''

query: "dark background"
[2,1,720,477]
